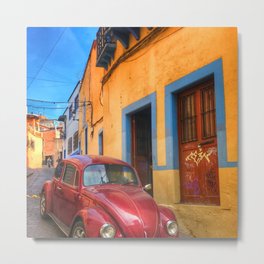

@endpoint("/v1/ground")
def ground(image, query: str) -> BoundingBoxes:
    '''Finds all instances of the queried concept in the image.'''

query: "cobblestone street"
[27,167,65,238]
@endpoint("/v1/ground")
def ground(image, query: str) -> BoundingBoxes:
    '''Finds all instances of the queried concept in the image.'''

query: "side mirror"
[144,184,152,191]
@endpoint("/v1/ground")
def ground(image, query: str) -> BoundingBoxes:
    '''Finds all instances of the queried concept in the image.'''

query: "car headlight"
[166,220,178,236]
[100,223,116,238]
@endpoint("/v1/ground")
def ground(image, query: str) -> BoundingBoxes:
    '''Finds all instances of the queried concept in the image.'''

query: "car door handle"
[56,186,63,192]
[74,193,82,201]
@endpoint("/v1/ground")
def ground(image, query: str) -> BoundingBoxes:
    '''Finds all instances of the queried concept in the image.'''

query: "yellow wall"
[101,27,238,237]
[27,130,43,169]
[154,168,237,238]
[79,41,105,155]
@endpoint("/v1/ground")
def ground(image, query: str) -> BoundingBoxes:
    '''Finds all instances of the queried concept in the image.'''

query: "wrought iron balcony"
[110,27,140,49]
[96,27,116,70]
[96,27,142,70]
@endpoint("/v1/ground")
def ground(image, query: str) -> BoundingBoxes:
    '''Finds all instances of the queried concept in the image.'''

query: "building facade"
[78,27,238,238]
[78,41,104,156]
[60,81,81,158]
[27,114,43,169]
[27,115,64,168]
[40,119,63,167]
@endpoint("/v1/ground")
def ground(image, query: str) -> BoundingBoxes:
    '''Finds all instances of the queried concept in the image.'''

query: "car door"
[52,161,65,217]
[58,162,81,227]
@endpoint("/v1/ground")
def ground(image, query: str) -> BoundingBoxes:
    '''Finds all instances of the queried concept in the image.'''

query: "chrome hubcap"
[40,195,45,215]
[73,227,85,238]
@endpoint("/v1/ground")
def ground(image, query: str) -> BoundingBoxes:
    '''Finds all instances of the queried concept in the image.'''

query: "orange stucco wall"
[78,41,105,155]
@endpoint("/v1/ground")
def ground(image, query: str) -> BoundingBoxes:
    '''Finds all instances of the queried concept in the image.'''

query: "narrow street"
[27,167,65,238]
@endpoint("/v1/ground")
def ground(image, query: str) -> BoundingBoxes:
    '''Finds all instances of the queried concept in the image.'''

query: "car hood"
[83,185,160,238]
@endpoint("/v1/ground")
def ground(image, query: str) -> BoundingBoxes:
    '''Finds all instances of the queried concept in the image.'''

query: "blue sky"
[27,27,98,119]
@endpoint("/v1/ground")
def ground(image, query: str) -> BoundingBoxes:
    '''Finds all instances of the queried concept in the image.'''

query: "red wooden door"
[131,108,153,195]
[178,78,220,205]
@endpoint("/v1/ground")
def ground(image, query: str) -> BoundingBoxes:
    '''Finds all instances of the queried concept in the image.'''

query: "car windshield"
[83,164,139,187]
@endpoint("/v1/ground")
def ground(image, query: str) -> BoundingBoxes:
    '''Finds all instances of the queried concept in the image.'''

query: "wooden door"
[178,78,220,205]
[131,107,153,195]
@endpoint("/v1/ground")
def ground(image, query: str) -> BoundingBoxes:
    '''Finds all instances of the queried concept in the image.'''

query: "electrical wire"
[124,27,183,63]
[27,105,67,109]
[27,76,75,84]
[27,98,92,104]
[42,66,77,83]
[101,27,167,85]
[27,28,67,90]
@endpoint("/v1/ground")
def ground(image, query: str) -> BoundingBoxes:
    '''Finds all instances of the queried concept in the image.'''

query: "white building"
[59,81,81,158]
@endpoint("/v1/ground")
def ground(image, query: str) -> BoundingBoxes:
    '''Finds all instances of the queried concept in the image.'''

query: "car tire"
[40,192,48,219]
[72,221,86,238]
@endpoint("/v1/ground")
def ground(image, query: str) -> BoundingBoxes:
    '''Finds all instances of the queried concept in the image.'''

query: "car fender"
[158,205,178,237]
[41,180,53,214]
[71,206,123,238]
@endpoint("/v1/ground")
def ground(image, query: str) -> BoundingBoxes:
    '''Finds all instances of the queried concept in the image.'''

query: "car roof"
[63,155,131,169]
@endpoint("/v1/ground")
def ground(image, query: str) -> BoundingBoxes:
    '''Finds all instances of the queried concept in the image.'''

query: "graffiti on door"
[185,147,217,166]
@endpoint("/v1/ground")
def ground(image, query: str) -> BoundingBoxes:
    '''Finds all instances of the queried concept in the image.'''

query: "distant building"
[40,119,64,167]
[27,114,43,168]
[60,81,81,158]
[27,114,64,168]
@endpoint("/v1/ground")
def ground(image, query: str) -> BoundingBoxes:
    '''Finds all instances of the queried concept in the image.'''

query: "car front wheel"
[40,192,48,219]
[72,221,86,238]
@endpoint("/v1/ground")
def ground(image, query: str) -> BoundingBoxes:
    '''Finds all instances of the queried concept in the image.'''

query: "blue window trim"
[122,93,157,168]
[98,128,103,155]
[165,58,237,169]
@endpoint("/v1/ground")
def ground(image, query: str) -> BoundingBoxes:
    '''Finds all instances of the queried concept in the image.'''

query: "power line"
[124,27,183,63]
[27,28,67,90]
[27,98,92,104]
[27,76,75,84]
[26,83,73,88]
[42,66,77,83]
[27,103,90,109]
[27,105,67,109]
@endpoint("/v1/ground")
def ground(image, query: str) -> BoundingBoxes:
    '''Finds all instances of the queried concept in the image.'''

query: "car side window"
[63,164,76,186]
[54,162,64,179]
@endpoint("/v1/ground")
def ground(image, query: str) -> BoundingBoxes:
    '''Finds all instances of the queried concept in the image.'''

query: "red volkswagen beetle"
[40,155,179,238]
